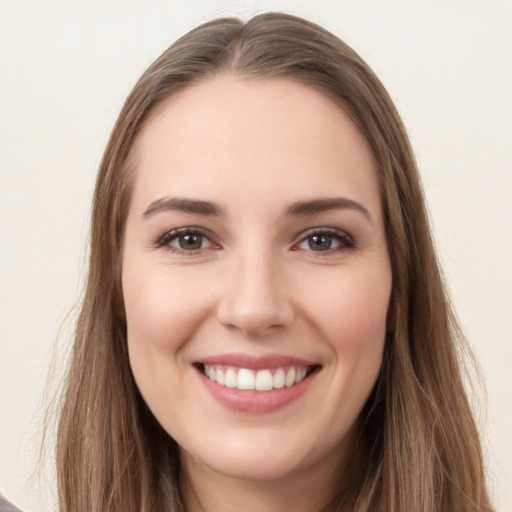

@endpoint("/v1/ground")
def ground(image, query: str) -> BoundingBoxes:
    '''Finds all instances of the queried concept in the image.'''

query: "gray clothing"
[0,496,23,512]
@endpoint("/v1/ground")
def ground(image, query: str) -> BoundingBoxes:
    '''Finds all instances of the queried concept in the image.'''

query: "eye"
[295,228,354,253]
[305,233,336,252]
[171,232,207,251]
[157,228,217,253]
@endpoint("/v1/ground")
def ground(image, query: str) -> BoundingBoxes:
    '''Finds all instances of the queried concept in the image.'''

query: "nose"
[216,250,294,337]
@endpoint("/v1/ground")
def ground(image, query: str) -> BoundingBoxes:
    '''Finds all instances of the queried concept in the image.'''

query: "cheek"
[122,263,213,423]
[297,262,390,420]
[122,263,214,352]
[303,265,391,353]
[305,266,390,430]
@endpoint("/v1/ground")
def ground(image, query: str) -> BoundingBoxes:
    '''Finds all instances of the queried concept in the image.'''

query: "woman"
[55,12,494,512]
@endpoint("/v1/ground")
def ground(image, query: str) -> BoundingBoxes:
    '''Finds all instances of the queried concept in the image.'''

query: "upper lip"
[197,353,318,370]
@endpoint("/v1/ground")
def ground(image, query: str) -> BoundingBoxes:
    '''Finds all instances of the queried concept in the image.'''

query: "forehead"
[130,74,380,215]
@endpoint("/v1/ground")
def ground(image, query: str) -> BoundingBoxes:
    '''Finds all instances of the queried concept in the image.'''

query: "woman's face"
[122,75,392,485]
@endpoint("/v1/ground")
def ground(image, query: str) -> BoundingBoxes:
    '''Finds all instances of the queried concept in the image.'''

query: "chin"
[190,449,308,482]
[180,424,349,484]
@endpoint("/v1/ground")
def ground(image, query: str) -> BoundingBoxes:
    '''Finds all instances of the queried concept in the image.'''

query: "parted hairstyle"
[55,12,494,512]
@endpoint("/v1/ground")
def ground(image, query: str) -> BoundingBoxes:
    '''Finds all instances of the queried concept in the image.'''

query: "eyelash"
[155,227,218,254]
[155,227,355,255]
[292,227,355,255]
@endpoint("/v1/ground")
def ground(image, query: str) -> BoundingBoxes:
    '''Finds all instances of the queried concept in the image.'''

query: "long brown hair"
[55,12,494,512]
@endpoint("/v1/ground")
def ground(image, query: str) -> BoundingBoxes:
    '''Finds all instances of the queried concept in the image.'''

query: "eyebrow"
[142,197,223,218]
[286,197,372,221]
[142,196,371,221]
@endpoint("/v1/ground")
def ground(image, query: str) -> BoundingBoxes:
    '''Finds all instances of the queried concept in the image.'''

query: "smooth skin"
[122,75,392,512]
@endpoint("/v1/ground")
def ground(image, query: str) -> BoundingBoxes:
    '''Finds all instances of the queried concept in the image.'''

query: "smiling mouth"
[196,363,319,392]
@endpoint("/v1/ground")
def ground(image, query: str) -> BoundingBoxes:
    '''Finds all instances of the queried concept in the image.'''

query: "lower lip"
[197,368,318,413]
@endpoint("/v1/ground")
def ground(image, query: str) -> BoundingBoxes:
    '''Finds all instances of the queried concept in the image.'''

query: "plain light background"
[1,1,511,511]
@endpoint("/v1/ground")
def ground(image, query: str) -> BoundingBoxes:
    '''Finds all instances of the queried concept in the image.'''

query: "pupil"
[309,234,331,251]
[179,234,202,250]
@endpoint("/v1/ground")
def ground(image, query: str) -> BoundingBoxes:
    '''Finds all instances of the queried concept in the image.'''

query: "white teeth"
[255,370,273,391]
[273,368,285,389]
[225,368,237,388]
[237,368,255,390]
[203,364,312,392]
[285,368,295,387]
